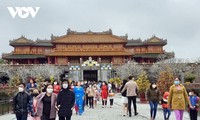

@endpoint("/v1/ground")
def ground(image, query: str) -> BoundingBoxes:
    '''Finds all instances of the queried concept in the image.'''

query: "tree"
[135,71,150,94]
[157,67,174,95]
[115,61,144,80]
[109,77,121,85]
[184,72,196,83]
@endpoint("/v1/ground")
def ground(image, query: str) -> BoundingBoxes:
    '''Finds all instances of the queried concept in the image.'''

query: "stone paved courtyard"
[0,93,199,120]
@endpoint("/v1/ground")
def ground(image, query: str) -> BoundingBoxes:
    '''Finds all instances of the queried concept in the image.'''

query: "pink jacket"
[36,92,57,119]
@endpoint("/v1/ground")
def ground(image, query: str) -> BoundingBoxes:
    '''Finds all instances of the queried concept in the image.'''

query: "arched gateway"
[68,57,112,82]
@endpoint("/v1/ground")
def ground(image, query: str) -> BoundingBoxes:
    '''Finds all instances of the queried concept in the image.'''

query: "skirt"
[122,96,128,104]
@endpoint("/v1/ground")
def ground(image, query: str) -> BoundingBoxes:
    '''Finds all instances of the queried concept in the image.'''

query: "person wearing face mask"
[161,92,171,120]
[74,81,85,115]
[168,77,193,120]
[188,89,199,120]
[53,80,61,94]
[57,80,75,120]
[28,88,40,120]
[12,83,34,120]
[36,84,57,120]
[86,84,95,108]
[146,82,161,120]
[101,81,108,108]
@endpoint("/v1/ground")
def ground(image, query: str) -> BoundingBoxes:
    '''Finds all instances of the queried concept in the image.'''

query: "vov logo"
[7,7,40,19]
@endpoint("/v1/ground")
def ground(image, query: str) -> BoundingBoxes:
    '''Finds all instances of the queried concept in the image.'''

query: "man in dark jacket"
[12,83,34,120]
[57,80,75,120]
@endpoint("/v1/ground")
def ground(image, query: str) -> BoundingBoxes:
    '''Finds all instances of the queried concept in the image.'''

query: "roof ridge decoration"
[66,28,113,35]
[9,35,34,43]
[144,35,167,43]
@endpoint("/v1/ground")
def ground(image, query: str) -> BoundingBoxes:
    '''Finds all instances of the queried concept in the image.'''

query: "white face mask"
[62,84,68,89]
[18,87,24,92]
[189,92,193,96]
[47,88,53,93]
[54,82,57,85]
[152,84,157,88]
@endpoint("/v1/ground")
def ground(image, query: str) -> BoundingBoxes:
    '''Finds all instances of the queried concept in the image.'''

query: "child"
[28,88,40,120]
[161,92,171,120]
[188,89,199,120]
[108,89,115,108]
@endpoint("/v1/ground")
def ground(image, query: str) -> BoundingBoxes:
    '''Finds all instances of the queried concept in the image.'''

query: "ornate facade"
[2,29,174,81]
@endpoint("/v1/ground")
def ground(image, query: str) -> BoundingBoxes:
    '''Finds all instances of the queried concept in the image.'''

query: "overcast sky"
[0,0,200,59]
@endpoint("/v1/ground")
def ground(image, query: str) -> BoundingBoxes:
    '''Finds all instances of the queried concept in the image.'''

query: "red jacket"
[161,92,169,109]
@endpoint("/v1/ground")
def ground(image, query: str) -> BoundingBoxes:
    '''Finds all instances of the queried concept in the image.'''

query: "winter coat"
[12,91,33,115]
[120,85,127,97]
[161,92,169,109]
[36,92,57,119]
[146,88,161,102]
[57,88,75,117]
[26,83,37,92]
[53,85,61,94]
[168,84,190,110]
[121,80,138,97]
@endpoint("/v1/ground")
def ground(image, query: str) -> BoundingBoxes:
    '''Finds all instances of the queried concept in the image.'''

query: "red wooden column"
[28,59,31,64]
[34,59,37,64]
[48,57,51,64]
[54,57,57,64]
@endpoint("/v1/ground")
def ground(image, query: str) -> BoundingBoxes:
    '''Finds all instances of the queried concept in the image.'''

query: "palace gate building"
[2,29,174,81]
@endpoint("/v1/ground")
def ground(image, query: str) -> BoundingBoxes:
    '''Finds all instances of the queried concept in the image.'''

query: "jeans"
[59,116,71,120]
[16,113,28,120]
[149,101,158,119]
[163,108,171,120]
[127,96,137,116]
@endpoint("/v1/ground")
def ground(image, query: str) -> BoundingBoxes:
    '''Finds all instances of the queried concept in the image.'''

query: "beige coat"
[168,84,190,110]
[86,87,95,97]
[121,79,138,97]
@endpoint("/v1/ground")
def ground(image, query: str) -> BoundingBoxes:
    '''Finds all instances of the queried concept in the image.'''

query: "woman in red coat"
[101,81,108,108]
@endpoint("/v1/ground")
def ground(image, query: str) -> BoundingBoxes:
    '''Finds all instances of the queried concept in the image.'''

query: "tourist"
[36,84,57,120]
[188,89,199,120]
[57,80,75,120]
[161,91,171,120]
[93,84,100,107]
[41,78,50,92]
[120,79,128,116]
[108,88,115,108]
[108,82,112,92]
[74,81,85,115]
[168,77,193,120]
[26,78,37,93]
[12,83,34,120]
[86,84,95,108]
[53,80,61,94]
[28,88,40,120]
[146,81,161,120]
[121,76,138,117]
[101,81,108,108]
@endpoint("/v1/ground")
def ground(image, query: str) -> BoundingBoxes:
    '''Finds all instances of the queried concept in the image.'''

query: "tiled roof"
[9,36,53,47]
[126,39,143,46]
[2,54,45,59]
[52,34,128,43]
[46,51,133,56]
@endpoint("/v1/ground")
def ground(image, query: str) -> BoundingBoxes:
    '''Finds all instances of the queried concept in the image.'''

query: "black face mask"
[32,93,39,97]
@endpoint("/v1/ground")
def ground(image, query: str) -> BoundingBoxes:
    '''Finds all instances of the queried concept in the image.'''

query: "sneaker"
[135,113,138,116]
